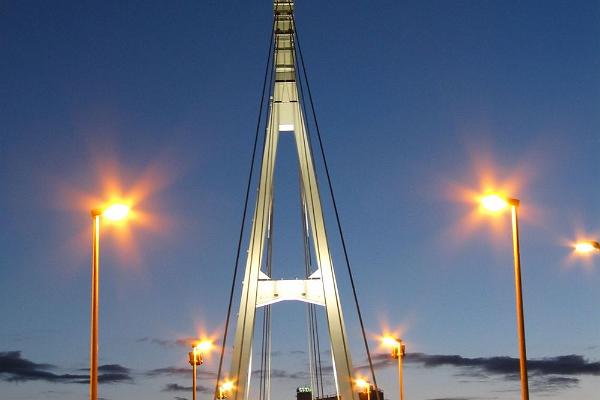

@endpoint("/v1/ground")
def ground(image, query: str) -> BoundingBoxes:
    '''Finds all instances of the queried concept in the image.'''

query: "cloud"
[77,364,132,383]
[99,364,130,373]
[356,352,599,394]
[251,368,311,380]
[146,367,189,377]
[96,364,133,383]
[163,383,211,393]
[136,337,197,348]
[0,351,133,384]
[146,367,215,378]
[405,353,600,377]
[97,372,133,384]
[136,337,173,347]
[359,352,600,376]
[355,353,392,371]
[530,376,579,393]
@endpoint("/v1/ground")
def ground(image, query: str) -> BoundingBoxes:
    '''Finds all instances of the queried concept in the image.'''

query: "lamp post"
[355,378,371,400]
[218,380,235,400]
[382,337,405,400]
[480,194,529,400]
[89,204,130,400]
[188,341,213,400]
[189,346,202,400]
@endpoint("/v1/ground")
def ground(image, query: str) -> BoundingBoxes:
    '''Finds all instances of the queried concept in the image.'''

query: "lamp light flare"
[381,335,404,359]
[102,204,130,221]
[218,381,234,400]
[481,194,509,213]
[381,336,401,348]
[354,378,370,389]
[574,241,600,254]
[194,340,214,352]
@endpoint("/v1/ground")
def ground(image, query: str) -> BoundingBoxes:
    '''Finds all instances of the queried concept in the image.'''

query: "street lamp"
[382,336,406,400]
[189,340,213,400]
[355,378,371,400]
[574,240,600,255]
[480,193,529,400]
[218,380,235,400]
[89,203,130,400]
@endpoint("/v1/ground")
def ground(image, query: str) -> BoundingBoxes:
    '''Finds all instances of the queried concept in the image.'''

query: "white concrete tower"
[227,2,357,400]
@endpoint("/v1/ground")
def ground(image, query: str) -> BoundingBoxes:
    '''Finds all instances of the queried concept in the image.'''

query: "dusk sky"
[2,1,600,400]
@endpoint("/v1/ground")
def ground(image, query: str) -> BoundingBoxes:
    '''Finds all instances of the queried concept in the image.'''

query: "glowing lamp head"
[354,378,370,390]
[218,381,234,400]
[381,336,401,348]
[574,241,600,254]
[102,204,130,221]
[188,349,203,366]
[480,194,509,213]
[381,336,403,359]
[194,340,213,353]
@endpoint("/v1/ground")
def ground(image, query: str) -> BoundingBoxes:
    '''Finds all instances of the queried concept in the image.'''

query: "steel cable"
[213,18,277,400]
[293,15,382,400]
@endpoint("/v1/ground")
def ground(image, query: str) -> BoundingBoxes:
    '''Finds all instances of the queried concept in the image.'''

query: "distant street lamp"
[480,194,529,400]
[89,203,130,400]
[218,380,235,400]
[189,340,213,400]
[574,240,600,255]
[355,378,371,400]
[382,336,406,400]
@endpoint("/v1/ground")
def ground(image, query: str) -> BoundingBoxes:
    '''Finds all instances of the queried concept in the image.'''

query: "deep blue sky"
[1,1,600,399]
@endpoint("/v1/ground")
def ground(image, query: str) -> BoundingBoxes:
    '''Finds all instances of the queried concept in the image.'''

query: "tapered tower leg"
[229,104,280,400]
[294,108,356,400]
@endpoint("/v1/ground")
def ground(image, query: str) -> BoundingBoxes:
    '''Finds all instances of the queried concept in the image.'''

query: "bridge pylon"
[226,2,358,400]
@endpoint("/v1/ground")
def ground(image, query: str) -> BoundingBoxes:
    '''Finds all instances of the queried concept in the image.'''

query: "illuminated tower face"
[226,2,357,400]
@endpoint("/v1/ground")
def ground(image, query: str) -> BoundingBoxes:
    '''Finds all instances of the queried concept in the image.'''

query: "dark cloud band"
[163,383,211,393]
[405,353,600,376]
[0,351,132,384]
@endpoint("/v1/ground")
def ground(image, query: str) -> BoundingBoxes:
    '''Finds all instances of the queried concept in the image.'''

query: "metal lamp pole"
[394,342,406,400]
[386,338,405,400]
[89,204,129,400]
[189,347,203,400]
[510,199,529,400]
[480,195,529,400]
[90,210,101,400]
